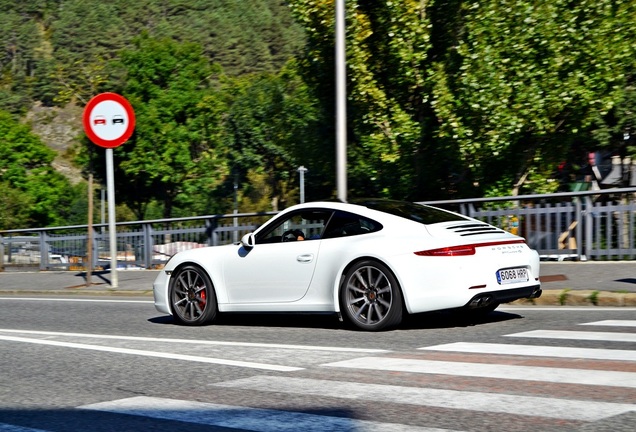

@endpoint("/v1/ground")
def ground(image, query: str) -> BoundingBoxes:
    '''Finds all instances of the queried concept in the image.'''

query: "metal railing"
[0,211,275,271]
[420,187,636,261]
[1,188,635,271]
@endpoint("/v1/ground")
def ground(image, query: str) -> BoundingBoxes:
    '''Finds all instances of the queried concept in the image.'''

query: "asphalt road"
[0,297,634,431]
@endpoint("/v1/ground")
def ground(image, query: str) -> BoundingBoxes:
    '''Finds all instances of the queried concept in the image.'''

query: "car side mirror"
[240,233,256,249]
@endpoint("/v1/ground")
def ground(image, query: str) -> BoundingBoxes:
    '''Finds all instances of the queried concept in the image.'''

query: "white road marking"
[581,320,636,327]
[0,425,48,432]
[214,376,636,422]
[419,342,636,361]
[0,297,151,304]
[323,357,636,388]
[0,335,302,372]
[79,396,456,432]
[506,330,636,343]
[0,329,388,353]
[500,307,636,311]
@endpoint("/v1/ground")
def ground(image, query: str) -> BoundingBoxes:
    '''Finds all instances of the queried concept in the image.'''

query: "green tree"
[0,3,44,113]
[105,34,229,219]
[0,181,33,229]
[289,0,636,198]
[223,62,322,210]
[432,0,636,195]
[289,1,445,199]
[0,110,78,229]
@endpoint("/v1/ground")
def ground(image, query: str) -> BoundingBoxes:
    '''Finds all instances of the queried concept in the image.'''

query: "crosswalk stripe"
[581,320,636,327]
[79,396,457,432]
[214,376,636,422]
[0,328,388,353]
[0,335,302,372]
[0,425,48,432]
[323,356,636,388]
[506,330,636,343]
[418,342,636,361]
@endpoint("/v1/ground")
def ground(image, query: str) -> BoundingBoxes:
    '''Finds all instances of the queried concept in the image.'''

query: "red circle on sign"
[83,93,136,148]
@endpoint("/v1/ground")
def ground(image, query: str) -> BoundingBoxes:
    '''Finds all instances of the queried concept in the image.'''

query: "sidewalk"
[0,262,634,306]
[0,269,158,296]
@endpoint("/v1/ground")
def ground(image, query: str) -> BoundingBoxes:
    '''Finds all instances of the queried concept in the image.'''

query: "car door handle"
[297,254,314,263]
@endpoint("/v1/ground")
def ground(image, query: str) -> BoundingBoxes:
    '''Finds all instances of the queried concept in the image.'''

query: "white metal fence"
[0,211,275,271]
[1,188,635,271]
[420,187,636,261]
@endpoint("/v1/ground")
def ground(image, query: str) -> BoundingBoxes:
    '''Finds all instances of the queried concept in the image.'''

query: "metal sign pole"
[83,92,135,287]
[106,148,118,288]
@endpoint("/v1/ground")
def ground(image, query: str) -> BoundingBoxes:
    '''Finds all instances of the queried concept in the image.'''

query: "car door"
[222,209,331,304]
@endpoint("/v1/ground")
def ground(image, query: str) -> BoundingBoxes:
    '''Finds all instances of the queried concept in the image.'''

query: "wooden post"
[86,174,93,286]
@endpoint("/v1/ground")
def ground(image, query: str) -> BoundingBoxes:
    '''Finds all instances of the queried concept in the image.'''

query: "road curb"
[514,289,636,307]
[0,290,154,297]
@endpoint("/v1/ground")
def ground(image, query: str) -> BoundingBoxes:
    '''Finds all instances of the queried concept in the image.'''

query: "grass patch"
[559,289,571,305]
[587,290,600,306]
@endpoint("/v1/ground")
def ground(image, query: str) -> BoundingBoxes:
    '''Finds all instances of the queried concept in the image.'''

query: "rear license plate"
[496,267,529,285]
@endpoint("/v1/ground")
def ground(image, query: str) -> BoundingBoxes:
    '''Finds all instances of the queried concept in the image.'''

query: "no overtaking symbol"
[83,92,136,148]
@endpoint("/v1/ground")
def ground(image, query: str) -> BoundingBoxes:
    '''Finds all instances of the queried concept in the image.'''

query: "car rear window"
[351,199,468,225]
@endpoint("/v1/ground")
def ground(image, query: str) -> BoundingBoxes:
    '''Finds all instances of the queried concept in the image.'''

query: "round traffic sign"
[83,93,136,148]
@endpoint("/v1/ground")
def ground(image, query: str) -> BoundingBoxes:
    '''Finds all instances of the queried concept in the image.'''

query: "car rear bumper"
[464,284,542,309]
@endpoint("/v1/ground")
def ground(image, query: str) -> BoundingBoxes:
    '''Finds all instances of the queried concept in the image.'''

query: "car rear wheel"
[340,260,403,331]
[170,265,217,325]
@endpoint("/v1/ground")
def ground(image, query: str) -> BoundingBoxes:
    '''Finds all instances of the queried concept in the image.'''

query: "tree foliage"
[0,0,305,112]
[223,62,323,210]
[432,0,636,194]
[290,0,452,199]
[87,34,230,220]
[106,39,321,218]
[289,0,636,198]
[3,0,636,230]
[0,110,80,229]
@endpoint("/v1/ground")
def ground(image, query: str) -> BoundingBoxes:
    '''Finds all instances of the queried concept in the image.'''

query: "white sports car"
[153,199,541,331]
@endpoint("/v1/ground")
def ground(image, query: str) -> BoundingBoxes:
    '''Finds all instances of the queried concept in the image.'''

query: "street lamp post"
[298,166,308,203]
[336,0,347,202]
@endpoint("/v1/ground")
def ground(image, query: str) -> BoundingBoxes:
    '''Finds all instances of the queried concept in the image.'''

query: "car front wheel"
[170,265,217,325]
[340,260,403,331]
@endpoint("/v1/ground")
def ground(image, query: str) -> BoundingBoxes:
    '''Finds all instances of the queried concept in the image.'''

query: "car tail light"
[415,245,476,256]
[415,239,525,257]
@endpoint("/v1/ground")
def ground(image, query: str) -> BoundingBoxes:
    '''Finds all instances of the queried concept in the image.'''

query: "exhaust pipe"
[530,287,542,299]
[468,295,494,309]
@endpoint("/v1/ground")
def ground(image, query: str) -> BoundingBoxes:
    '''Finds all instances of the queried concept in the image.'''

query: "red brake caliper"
[199,288,207,308]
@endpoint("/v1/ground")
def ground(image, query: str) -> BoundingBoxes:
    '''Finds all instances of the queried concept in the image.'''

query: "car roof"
[282,198,468,226]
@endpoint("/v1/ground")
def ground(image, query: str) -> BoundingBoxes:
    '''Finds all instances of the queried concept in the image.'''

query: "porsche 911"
[153,199,541,331]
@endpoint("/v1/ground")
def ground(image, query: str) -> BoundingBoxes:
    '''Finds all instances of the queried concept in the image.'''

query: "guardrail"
[1,187,635,271]
[0,211,276,272]
[420,187,636,261]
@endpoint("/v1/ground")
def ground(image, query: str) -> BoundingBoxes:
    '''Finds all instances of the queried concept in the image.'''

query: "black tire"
[169,265,217,325]
[340,260,403,331]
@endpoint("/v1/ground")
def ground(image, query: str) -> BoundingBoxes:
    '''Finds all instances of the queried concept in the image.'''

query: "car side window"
[322,210,382,239]
[256,210,333,244]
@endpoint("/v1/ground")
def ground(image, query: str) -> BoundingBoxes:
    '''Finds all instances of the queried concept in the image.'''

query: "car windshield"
[351,199,468,225]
